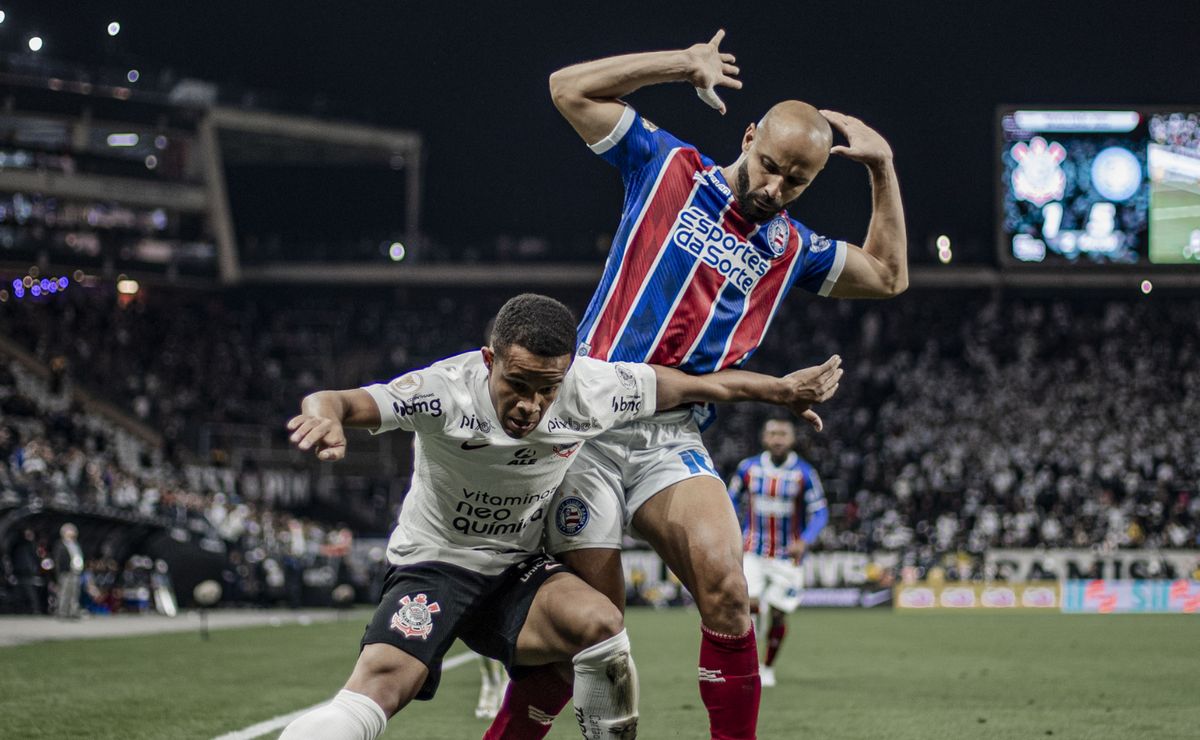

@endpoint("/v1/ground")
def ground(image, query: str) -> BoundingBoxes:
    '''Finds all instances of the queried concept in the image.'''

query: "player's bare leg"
[632,476,760,740]
[486,548,626,739]
[279,643,425,739]
[486,572,638,739]
[559,547,626,610]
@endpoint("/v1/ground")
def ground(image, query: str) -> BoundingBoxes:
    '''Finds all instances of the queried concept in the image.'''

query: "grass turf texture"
[2,609,1198,739]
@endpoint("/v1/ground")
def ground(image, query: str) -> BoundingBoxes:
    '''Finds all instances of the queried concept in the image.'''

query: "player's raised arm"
[821,111,909,299]
[286,389,381,462]
[651,355,843,431]
[549,29,742,143]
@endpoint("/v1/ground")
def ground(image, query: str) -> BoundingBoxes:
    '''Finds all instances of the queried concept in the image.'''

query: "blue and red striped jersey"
[576,106,847,375]
[729,451,828,559]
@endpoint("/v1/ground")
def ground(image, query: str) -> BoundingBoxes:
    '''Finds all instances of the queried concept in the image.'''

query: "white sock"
[279,689,388,740]
[572,629,639,738]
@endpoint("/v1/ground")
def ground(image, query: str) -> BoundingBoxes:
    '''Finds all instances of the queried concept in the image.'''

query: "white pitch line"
[212,651,481,740]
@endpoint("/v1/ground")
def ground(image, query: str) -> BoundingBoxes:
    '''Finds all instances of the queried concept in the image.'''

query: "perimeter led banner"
[998,108,1200,266]
[894,582,1060,610]
[1060,580,1200,614]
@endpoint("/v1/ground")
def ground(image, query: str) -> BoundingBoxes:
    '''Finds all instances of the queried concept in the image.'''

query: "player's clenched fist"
[286,414,347,462]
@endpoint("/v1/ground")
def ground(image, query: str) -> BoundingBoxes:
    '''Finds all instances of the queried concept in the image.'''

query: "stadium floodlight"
[107,133,139,147]
[127,69,139,83]
[0,11,7,25]
[28,36,43,52]
[108,21,120,36]
[1141,279,1153,294]
[388,241,407,261]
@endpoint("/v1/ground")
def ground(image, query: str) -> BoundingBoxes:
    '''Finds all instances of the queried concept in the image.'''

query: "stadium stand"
[3,282,1196,611]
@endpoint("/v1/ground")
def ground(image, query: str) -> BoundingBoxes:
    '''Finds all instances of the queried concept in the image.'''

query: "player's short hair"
[762,416,796,432]
[490,294,577,359]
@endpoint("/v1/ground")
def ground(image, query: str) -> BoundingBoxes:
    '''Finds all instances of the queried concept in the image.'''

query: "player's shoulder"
[567,356,647,386]
[737,455,760,472]
[387,352,478,411]
[793,456,818,474]
[396,351,478,388]
[627,106,703,159]
[786,215,839,254]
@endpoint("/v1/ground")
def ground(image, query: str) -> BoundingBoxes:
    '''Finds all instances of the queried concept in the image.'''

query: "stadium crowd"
[2,284,1198,612]
[0,357,368,613]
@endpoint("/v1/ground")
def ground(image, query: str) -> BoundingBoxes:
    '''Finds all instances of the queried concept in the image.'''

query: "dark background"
[6,0,1197,262]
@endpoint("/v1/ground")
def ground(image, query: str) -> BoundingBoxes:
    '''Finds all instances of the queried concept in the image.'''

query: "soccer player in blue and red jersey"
[487,30,906,740]
[729,418,828,689]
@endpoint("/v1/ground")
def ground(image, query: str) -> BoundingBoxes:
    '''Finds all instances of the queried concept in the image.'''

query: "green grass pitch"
[2,608,1198,739]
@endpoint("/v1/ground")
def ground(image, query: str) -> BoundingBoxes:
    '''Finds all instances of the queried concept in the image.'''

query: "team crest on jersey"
[576,343,591,358]
[809,234,833,254]
[390,593,441,640]
[555,496,589,536]
[766,217,790,257]
[614,363,637,389]
[390,373,422,396]
[553,442,580,459]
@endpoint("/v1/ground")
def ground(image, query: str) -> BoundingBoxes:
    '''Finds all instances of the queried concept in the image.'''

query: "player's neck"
[768,452,789,467]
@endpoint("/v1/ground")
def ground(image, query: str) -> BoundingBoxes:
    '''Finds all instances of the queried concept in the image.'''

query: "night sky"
[7,1,1197,263]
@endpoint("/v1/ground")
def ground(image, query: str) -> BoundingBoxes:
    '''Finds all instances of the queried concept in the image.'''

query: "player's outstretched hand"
[821,110,893,166]
[780,355,842,430]
[286,414,347,462]
[687,29,742,115]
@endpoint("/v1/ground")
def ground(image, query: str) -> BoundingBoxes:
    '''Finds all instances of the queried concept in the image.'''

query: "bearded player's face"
[482,344,571,438]
[733,123,828,223]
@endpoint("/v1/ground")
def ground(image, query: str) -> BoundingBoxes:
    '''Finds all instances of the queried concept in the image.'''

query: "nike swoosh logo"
[460,441,490,450]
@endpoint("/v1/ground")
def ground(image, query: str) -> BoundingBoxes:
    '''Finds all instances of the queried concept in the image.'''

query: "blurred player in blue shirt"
[729,418,828,687]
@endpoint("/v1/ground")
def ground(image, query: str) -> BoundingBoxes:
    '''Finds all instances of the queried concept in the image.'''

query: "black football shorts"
[360,553,570,700]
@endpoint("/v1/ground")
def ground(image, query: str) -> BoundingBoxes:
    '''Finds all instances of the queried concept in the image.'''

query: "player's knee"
[572,599,624,651]
[696,570,750,630]
[348,645,418,715]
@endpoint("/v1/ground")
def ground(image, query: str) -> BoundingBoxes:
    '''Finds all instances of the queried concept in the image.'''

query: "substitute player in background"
[492,28,906,740]
[279,294,841,740]
[729,418,828,688]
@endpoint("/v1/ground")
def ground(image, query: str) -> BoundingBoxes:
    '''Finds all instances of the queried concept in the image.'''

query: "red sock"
[698,624,760,740]
[764,617,787,667]
[482,664,572,740]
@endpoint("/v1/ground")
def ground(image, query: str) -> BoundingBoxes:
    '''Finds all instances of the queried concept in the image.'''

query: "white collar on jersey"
[759,450,799,472]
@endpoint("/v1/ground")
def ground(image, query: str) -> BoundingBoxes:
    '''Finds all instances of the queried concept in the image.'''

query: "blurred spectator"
[53,523,85,619]
[10,528,42,614]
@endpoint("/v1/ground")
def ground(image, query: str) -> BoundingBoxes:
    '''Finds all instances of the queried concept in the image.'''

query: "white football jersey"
[363,351,657,574]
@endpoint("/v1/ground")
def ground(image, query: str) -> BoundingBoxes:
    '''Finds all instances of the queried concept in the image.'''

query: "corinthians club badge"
[390,593,441,640]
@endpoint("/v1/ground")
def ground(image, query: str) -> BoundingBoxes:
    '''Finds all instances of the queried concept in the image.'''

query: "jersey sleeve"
[589,105,688,182]
[362,366,455,435]
[799,465,829,543]
[571,358,658,428]
[790,226,849,297]
[803,465,828,512]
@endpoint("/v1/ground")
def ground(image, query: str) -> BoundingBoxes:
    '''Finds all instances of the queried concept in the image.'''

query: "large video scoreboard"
[998,108,1200,267]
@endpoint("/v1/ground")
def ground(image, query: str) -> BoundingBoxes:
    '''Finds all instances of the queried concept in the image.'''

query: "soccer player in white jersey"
[728,419,828,688]
[493,29,907,740]
[277,294,842,740]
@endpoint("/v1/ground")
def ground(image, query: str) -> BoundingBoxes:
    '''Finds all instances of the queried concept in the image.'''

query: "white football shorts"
[743,552,805,613]
[544,408,721,553]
